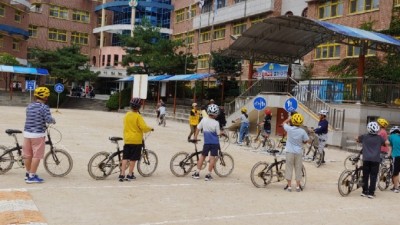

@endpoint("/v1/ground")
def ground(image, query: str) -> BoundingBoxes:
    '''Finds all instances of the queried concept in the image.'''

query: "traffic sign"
[284,97,298,112]
[253,97,267,111]
[26,80,36,91]
[54,83,64,93]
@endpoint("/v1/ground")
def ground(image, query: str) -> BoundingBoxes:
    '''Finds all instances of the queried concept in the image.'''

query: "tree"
[121,19,195,75]
[29,45,99,84]
[0,52,20,65]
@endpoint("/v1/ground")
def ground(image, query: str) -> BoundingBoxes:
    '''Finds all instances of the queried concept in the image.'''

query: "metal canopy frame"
[223,15,400,63]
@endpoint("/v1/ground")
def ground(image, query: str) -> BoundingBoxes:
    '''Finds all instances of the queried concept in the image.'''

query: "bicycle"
[337,152,363,196]
[344,153,363,170]
[377,155,393,191]
[250,149,307,188]
[251,124,275,151]
[230,122,251,147]
[170,139,234,177]
[274,133,287,155]
[87,135,158,180]
[302,130,324,167]
[0,126,73,177]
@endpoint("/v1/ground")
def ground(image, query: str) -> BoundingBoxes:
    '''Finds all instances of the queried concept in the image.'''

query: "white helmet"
[367,122,380,134]
[207,104,219,116]
[318,109,328,116]
[390,126,400,134]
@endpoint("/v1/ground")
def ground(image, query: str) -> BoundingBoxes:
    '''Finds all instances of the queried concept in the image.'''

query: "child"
[357,122,386,199]
[314,109,329,163]
[119,98,153,182]
[158,103,166,126]
[192,104,221,181]
[23,87,56,183]
[233,107,249,145]
[377,117,389,155]
[387,126,400,193]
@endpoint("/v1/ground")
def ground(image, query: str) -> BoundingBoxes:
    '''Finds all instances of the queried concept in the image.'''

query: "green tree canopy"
[0,53,20,65]
[211,50,242,76]
[29,45,99,84]
[121,19,195,75]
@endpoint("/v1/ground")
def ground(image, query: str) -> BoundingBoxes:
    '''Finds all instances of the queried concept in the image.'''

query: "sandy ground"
[0,106,399,225]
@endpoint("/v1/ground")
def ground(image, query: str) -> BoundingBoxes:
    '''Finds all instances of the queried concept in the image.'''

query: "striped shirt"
[24,102,55,138]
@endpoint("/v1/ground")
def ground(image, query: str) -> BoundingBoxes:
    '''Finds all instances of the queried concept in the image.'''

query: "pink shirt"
[378,129,388,153]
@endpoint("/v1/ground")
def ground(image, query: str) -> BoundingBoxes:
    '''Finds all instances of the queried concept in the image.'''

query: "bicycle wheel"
[0,146,14,175]
[377,167,390,191]
[265,138,275,151]
[344,154,359,170]
[338,170,354,196]
[314,151,323,168]
[88,151,115,180]
[300,165,307,188]
[250,162,270,188]
[251,137,262,150]
[43,148,73,177]
[137,150,158,177]
[230,131,238,143]
[220,133,229,143]
[170,152,194,177]
[214,152,234,177]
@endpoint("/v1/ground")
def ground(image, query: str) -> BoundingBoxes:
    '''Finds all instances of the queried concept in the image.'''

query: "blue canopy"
[163,73,212,81]
[0,65,49,75]
[117,75,173,82]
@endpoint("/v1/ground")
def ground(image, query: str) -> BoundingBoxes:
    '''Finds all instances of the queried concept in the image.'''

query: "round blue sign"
[54,83,64,93]
[253,97,267,111]
[284,97,298,112]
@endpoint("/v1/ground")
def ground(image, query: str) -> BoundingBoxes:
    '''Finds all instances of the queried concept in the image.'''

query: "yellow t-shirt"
[189,109,200,126]
[123,111,152,144]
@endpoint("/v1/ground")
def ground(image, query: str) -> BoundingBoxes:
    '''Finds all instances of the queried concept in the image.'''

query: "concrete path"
[0,106,398,225]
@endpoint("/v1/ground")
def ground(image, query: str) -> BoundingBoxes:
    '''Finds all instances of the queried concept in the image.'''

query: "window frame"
[29,25,38,38]
[72,10,90,23]
[49,5,69,20]
[200,30,211,43]
[213,26,226,40]
[349,0,379,14]
[0,35,3,48]
[15,11,22,23]
[175,9,185,23]
[197,54,210,69]
[12,39,20,51]
[314,42,341,59]
[48,28,67,42]
[71,32,89,45]
[232,22,247,36]
[0,4,5,17]
[395,0,400,7]
[346,41,376,57]
[318,0,343,19]
[186,31,195,45]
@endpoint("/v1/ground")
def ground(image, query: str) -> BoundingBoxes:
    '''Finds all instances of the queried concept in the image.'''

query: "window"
[232,21,246,35]
[31,4,42,13]
[71,32,88,45]
[72,10,90,23]
[395,0,400,7]
[349,0,379,14]
[176,9,184,23]
[12,40,20,51]
[213,26,225,40]
[29,25,38,37]
[200,30,211,43]
[49,5,68,19]
[173,33,183,42]
[190,4,196,18]
[318,0,343,19]
[186,31,194,45]
[0,4,5,17]
[315,42,341,59]
[0,35,3,48]
[48,28,67,42]
[114,55,119,66]
[15,11,22,23]
[346,42,376,57]
[251,16,265,25]
[198,55,210,69]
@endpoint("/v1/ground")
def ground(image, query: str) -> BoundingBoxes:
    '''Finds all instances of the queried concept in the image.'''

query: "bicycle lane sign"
[253,97,267,111]
[284,97,298,112]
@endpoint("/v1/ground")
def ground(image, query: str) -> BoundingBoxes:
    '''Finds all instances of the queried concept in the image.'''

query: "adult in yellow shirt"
[188,103,200,141]
[119,98,153,182]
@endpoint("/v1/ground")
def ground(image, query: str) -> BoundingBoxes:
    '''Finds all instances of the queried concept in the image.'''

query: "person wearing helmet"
[119,98,153,182]
[377,118,389,154]
[259,109,272,139]
[282,113,309,192]
[188,103,200,141]
[23,86,56,183]
[192,104,222,181]
[314,109,329,164]
[357,122,386,198]
[232,107,249,145]
[387,126,400,193]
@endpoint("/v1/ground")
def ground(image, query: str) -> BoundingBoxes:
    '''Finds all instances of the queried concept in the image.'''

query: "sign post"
[54,83,64,113]
[284,97,298,114]
[26,80,36,102]
[253,96,267,134]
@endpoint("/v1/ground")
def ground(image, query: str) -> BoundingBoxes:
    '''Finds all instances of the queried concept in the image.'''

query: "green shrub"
[106,92,120,110]
[106,87,132,110]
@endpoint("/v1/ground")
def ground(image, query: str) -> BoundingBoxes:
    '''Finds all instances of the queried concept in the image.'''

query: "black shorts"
[202,144,219,157]
[392,156,400,176]
[123,144,143,161]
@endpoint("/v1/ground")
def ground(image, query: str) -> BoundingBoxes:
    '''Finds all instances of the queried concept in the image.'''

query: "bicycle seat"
[188,139,201,143]
[5,129,22,135]
[267,150,280,154]
[109,137,123,142]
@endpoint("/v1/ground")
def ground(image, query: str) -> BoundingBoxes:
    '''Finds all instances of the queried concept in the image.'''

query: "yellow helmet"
[34,87,50,99]
[377,118,389,128]
[241,107,247,113]
[291,113,304,126]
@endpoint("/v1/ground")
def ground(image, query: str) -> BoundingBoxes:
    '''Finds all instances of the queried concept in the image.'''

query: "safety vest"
[189,109,200,125]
